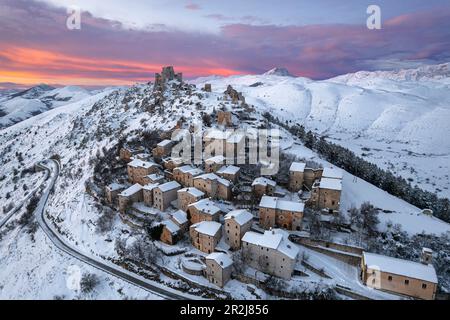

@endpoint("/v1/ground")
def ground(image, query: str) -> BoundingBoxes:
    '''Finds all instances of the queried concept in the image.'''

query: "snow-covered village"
[0,0,450,308]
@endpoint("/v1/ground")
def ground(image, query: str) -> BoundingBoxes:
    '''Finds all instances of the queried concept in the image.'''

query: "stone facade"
[217,111,233,127]
[119,146,145,162]
[259,196,304,231]
[310,178,342,213]
[171,210,189,232]
[205,253,233,288]
[105,183,125,204]
[173,165,204,187]
[216,165,240,183]
[162,157,184,172]
[189,221,222,254]
[127,159,160,185]
[205,155,226,173]
[361,252,438,300]
[193,173,232,200]
[142,183,159,206]
[153,181,181,211]
[289,162,306,192]
[160,219,181,245]
[187,199,221,224]
[224,210,254,250]
[252,177,276,198]
[118,184,143,213]
[152,140,174,159]
[242,230,299,280]
[177,187,205,212]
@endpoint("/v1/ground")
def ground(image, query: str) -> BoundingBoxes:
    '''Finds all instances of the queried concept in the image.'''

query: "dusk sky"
[0,0,449,89]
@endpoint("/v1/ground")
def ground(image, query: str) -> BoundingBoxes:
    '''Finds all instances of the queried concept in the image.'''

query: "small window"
[405,279,410,285]
[422,283,427,289]
[388,276,393,281]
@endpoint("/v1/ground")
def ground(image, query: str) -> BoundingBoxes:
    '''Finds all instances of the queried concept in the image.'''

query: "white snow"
[290,162,306,173]
[362,252,438,283]
[206,252,233,268]
[259,196,304,212]
[224,209,253,226]
[191,221,222,237]
[319,178,343,191]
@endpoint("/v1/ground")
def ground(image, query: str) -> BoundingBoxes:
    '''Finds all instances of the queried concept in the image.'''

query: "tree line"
[263,112,450,224]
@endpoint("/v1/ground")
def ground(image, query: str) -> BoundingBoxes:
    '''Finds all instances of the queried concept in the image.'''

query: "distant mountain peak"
[263,67,294,77]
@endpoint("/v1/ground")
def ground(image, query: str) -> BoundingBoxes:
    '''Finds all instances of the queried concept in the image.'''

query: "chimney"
[421,248,433,265]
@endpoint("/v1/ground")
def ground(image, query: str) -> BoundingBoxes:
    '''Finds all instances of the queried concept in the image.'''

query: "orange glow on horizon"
[0,46,244,87]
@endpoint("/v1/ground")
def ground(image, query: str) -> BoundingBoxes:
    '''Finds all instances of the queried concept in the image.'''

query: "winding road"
[34,159,196,300]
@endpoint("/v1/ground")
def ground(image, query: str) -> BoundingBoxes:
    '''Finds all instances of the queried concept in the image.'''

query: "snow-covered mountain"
[1,68,449,299]
[192,62,450,197]
[263,67,295,77]
[0,85,93,129]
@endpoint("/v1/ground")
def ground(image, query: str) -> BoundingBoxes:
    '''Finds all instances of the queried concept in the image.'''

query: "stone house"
[173,165,204,187]
[226,131,245,161]
[204,130,232,158]
[118,184,143,213]
[204,155,226,173]
[321,167,344,180]
[187,199,221,224]
[119,145,145,162]
[142,173,165,185]
[361,251,438,300]
[152,140,174,159]
[252,177,276,198]
[127,159,161,185]
[189,221,222,254]
[242,229,299,280]
[153,181,181,211]
[259,196,304,231]
[217,110,233,127]
[162,157,184,172]
[289,162,306,192]
[205,252,233,288]
[203,83,212,92]
[177,187,205,212]
[216,165,241,183]
[310,178,342,213]
[224,209,254,250]
[193,173,232,200]
[170,210,189,232]
[105,183,125,204]
[142,183,159,206]
[160,219,181,245]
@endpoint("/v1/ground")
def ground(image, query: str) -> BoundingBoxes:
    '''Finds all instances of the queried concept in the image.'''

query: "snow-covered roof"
[191,221,222,236]
[171,210,188,225]
[146,173,164,181]
[363,252,438,283]
[157,140,173,147]
[175,165,203,176]
[106,183,125,192]
[322,167,343,180]
[188,199,221,215]
[252,177,276,187]
[162,219,180,234]
[290,162,306,173]
[242,230,299,259]
[178,187,205,198]
[217,165,240,175]
[259,196,304,212]
[205,155,226,164]
[142,183,159,191]
[119,183,142,197]
[224,209,253,226]
[319,178,342,191]
[194,173,231,187]
[157,181,181,192]
[128,159,158,169]
[206,252,233,268]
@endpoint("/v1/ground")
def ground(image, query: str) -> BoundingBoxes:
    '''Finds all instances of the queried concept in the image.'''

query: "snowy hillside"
[192,63,450,197]
[0,85,93,129]
[0,73,449,298]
